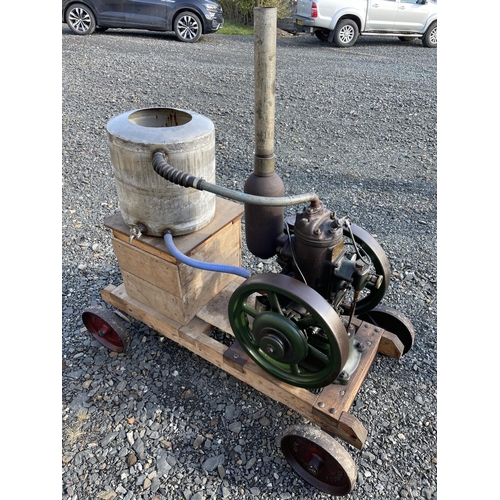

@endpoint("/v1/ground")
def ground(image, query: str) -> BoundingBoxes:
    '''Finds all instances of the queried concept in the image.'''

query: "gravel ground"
[62,26,437,500]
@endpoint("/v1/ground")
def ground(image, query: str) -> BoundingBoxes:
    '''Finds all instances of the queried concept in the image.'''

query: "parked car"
[62,0,224,43]
[294,0,437,48]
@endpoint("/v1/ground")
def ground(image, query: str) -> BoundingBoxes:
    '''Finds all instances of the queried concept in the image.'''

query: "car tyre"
[333,19,359,48]
[174,11,202,43]
[65,3,96,35]
[315,30,330,42]
[422,21,437,48]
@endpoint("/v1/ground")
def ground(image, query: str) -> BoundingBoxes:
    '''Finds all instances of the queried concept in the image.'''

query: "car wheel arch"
[171,8,205,31]
[330,14,362,33]
[422,20,437,48]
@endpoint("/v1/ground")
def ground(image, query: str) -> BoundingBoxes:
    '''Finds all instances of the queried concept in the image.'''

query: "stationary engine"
[151,7,411,390]
[226,196,392,389]
[276,202,389,319]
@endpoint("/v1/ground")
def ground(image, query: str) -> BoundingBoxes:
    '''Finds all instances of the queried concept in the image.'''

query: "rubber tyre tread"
[65,3,96,35]
[174,11,202,43]
[333,19,359,48]
[422,21,437,48]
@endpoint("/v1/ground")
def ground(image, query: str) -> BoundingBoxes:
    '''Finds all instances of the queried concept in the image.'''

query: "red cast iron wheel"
[281,425,357,496]
[82,306,131,353]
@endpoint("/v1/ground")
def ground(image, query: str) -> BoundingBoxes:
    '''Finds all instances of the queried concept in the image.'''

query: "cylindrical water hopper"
[107,107,216,237]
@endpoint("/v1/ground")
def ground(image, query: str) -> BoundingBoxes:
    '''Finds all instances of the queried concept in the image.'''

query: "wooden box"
[104,198,244,325]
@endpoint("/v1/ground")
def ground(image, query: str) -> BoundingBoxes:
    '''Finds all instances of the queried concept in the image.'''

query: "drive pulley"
[228,273,350,388]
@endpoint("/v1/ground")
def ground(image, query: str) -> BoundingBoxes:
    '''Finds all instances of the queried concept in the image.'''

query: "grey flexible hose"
[152,151,319,207]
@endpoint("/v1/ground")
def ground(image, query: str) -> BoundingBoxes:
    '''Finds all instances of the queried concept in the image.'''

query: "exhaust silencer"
[244,7,285,259]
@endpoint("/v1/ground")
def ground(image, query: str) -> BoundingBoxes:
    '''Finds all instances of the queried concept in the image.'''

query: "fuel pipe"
[152,149,320,279]
[152,151,320,208]
[163,232,251,279]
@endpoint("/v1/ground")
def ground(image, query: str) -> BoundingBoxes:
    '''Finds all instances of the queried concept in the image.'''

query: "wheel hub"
[252,312,308,364]
[306,453,323,476]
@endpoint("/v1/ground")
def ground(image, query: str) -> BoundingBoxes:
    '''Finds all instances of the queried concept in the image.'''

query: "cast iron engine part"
[228,273,351,389]
[276,203,391,318]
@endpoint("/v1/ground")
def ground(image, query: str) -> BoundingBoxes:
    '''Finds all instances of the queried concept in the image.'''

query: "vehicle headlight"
[203,2,221,13]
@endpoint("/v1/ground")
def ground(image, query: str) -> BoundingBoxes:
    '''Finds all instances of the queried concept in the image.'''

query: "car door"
[393,0,429,31]
[94,0,128,26]
[124,0,170,29]
[365,0,399,31]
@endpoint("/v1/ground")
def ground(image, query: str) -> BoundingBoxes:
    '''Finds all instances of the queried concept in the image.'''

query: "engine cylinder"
[293,205,343,297]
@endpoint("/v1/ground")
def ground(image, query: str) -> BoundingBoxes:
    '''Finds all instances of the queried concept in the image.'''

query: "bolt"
[313,228,321,235]
[266,346,275,354]
[318,401,325,408]
[308,464,318,475]
[233,353,239,359]
[355,341,366,352]
[329,408,336,414]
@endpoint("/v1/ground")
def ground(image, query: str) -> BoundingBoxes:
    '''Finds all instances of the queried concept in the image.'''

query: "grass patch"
[218,20,254,36]
[65,409,89,444]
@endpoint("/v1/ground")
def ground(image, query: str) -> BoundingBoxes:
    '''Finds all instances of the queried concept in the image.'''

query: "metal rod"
[253,7,277,177]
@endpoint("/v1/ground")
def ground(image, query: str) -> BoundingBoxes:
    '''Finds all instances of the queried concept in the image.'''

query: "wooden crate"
[104,198,244,325]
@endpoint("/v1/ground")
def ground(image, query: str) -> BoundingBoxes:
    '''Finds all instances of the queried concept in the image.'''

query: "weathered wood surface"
[101,282,398,449]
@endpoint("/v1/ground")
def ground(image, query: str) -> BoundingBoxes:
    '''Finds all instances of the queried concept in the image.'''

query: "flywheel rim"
[228,273,349,388]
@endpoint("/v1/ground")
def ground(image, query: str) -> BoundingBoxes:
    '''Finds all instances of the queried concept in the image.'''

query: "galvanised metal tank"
[107,107,216,236]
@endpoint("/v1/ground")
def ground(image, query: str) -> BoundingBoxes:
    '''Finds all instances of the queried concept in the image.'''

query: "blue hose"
[164,233,252,279]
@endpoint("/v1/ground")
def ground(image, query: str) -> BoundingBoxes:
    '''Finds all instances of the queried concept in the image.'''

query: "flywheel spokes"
[228,273,349,388]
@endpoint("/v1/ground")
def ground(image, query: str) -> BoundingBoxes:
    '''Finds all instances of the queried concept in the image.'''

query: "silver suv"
[294,0,437,48]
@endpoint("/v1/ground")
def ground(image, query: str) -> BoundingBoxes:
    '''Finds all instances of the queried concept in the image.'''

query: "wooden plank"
[118,247,241,326]
[101,285,319,421]
[101,282,371,450]
[177,219,242,290]
[119,270,189,324]
[105,197,244,260]
[109,204,243,325]
[378,330,404,360]
[196,278,245,334]
[101,284,182,339]
[309,322,384,448]
[112,237,183,297]
[312,322,382,415]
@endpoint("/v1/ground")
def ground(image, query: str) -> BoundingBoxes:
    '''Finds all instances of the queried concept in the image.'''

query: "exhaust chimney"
[244,7,285,259]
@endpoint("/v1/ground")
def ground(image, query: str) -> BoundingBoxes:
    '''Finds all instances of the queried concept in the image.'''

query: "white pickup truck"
[294,0,437,48]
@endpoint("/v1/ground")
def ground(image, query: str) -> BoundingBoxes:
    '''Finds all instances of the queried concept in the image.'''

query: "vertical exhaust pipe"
[244,7,285,259]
